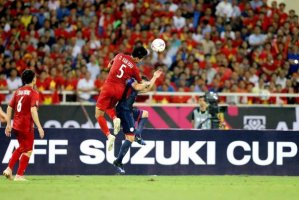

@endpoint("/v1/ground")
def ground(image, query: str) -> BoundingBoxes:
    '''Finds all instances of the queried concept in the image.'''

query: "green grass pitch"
[1,176,299,200]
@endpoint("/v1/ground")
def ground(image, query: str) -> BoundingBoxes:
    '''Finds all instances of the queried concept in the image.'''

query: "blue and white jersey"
[116,78,138,111]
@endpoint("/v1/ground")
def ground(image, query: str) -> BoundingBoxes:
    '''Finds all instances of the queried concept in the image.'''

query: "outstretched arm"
[131,81,148,91]
[131,69,163,92]
[140,69,163,93]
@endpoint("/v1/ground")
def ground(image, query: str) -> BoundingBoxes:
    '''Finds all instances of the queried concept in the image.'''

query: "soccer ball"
[151,38,166,52]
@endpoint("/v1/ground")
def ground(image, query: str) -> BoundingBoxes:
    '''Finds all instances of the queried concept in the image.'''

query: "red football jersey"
[9,86,39,133]
[106,53,142,87]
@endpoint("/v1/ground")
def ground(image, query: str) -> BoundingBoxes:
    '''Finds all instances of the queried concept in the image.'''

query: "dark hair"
[279,3,286,7]
[10,68,17,73]
[21,69,35,84]
[132,46,148,59]
[141,76,149,81]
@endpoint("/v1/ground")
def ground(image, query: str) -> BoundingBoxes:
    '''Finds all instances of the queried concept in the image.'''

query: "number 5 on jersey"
[117,64,127,78]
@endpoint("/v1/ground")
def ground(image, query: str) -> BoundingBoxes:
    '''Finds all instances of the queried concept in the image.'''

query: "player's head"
[21,69,36,85]
[131,46,149,63]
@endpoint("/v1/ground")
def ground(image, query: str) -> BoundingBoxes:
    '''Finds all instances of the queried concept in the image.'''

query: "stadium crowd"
[0,0,298,105]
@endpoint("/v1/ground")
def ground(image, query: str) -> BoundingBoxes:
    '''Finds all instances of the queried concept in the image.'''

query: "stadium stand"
[0,0,298,105]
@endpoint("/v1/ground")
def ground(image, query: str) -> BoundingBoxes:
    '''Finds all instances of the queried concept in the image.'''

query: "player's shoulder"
[115,53,124,59]
[15,86,21,92]
[124,53,134,60]
[32,88,39,95]
[21,86,39,95]
[14,86,25,93]
[117,53,124,56]
[23,86,39,95]
[121,53,134,61]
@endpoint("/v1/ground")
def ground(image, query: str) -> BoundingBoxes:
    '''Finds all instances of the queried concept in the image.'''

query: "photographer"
[191,96,212,129]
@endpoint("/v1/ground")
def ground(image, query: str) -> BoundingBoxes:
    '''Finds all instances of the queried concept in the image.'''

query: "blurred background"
[0,0,298,130]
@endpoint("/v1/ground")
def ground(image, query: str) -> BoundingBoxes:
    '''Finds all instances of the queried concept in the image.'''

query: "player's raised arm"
[134,69,163,93]
[131,80,148,91]
[146,69,163,90]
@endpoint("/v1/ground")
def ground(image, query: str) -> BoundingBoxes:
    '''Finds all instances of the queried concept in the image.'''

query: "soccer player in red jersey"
[95,46,152,151]
[3,69,45,181]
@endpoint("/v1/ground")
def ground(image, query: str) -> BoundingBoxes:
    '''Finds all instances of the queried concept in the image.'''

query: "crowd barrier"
[0,90,298,104]
[8,105,297,130]
[0,128,299,175]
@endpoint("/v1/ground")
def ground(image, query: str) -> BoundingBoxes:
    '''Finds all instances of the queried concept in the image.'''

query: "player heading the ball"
[95,45,161,151]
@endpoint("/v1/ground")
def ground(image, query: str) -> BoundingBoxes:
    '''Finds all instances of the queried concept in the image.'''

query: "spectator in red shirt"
[0,0,297,106]
[36,71,49,92]
[62,69,77,102]
[200,8,215,26]
[261,54,280,77]
[278,3,288,25]
[0,73,8,102]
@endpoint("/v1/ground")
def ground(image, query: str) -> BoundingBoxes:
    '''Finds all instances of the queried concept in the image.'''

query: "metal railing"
[0,90,298,106]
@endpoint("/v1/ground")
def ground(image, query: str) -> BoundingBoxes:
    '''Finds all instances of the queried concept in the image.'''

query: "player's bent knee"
[95,108,105,118]
[95,108,99,118]
[142,110,148,118]
[23,151,32,157]
[125,134,135,142]
[95,113,100,119]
